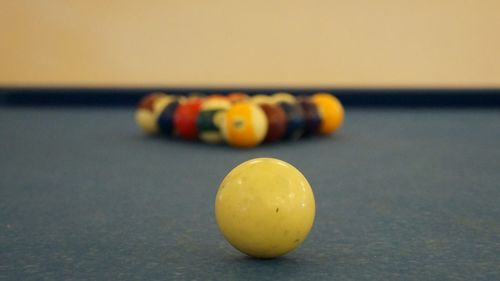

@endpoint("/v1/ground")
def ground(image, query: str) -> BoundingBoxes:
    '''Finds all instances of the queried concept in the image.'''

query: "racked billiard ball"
[206,94,227,100]
[187,92,206,99]
[272,92,297,104]
[227,92,249,104]
[156,97,180,136]
[251,95,287,143]
[271,93,305,141]
[311,93,344,135]
[277,102,305,141]
[297,96,322,137]
[215,158,316,258]
[173,97,203,140]
[135,92,172,134]
[258,104,287,143]
[197,97,231,144]
[220,102,268,148]
[271,93,305,140]
[251,94,273,105]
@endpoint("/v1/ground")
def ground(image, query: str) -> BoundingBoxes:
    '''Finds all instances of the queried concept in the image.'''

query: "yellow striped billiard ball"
[220,102,268,148]
[215,158,316,258]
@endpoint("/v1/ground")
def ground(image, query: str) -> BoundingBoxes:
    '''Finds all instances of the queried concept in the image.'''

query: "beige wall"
[1,0,499,87]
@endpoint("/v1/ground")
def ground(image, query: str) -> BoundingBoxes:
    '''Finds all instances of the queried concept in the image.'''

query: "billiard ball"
[270,94,304,141]
[257,104,287,143]
[251,94,273,105]
[173,97,203,140]
[277,102,305,140]
[227,92,249,103]
[197,97,231,144]
[250,95,286,143]
[215,158,316,258]
[135,92,171,134]
[187,92,206,99]
[271,92,305,140]
[272,92,296,104]
[206,94,227,100]
[220,102,268,148]
[311,93,344,135]
[156,97,180,136]
[297,96,322,136]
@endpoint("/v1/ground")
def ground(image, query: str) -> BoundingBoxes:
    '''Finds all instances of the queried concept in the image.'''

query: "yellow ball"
[215,158,316,258]
[311,93,344,135]
[220,102,268,148]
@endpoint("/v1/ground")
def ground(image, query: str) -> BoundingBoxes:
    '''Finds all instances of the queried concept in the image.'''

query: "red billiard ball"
[173,98,203,140]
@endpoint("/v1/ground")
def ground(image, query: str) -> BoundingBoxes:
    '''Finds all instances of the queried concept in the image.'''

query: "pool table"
[1,88,499,280]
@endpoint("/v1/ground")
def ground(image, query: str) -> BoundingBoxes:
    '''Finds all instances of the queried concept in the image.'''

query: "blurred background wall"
[1,0,499,88]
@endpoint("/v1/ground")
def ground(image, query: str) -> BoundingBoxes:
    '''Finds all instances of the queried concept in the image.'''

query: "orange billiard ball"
[311,93,344,135]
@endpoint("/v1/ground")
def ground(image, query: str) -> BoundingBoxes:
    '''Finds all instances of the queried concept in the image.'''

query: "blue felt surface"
[0,108,499,280]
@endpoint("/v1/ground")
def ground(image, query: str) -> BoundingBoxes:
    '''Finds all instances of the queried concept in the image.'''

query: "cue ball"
[215,158,316,258]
